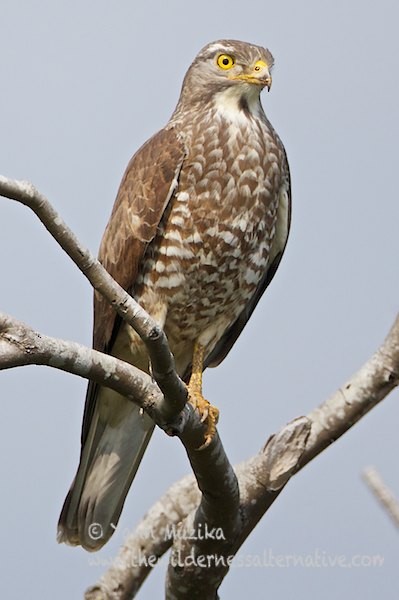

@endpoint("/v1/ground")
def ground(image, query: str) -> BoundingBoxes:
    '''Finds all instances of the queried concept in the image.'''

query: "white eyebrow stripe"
[204,43,236,55]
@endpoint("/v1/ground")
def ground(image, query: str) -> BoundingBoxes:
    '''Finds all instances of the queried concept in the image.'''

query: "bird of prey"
[58,39,291,551]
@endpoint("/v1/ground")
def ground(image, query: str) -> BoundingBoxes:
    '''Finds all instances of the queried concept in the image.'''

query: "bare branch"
[362,466,399,529]
[300,313,399,467]
[0,309,241,539]
[0,311,241,599]
[0,175,186,421]
[87,314,399,599]
[0,312,166,423]
[0,176,242,598]
[85,419,311,600]
[85,475,200,600]
[2,176,398,599]
[165,431,241,599]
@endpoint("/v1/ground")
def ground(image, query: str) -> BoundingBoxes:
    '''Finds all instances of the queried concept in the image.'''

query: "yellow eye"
[217,54,235,70]
[254,60,267,72]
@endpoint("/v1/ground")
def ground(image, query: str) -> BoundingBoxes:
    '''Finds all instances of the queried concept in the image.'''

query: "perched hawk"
[58,39,291,551]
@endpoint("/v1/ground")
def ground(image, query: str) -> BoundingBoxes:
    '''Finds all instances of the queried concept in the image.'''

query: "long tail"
[57,386,154,551]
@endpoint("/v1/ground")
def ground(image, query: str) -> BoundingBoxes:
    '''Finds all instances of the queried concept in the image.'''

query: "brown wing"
[81,127,185,446]
[93,126,186,353]
[205,178,291,369]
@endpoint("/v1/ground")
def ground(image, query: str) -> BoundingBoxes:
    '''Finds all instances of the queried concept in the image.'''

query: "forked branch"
[0,176,242,597]
[1,176,398,599]
[88,315,399,599]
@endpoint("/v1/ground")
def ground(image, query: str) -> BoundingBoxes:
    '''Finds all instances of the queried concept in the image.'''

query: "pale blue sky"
[1,1,398,598]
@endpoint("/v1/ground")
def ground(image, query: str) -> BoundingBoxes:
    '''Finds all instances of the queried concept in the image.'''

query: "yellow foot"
[188,388,219,449]
[188,341,219,448]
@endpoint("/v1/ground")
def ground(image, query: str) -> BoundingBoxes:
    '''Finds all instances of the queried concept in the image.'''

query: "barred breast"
[130,101,287,372]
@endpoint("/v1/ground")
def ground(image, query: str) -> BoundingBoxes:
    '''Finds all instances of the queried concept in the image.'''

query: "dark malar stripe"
[238,95,250,116]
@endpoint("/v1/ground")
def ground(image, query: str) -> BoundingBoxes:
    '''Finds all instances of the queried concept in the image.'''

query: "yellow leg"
[188,342,219,448]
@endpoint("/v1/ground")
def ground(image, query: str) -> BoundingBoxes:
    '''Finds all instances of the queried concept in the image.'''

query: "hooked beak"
[229,60,272,91]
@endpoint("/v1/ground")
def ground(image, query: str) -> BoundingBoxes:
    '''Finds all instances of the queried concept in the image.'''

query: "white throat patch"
[213,85,263,124]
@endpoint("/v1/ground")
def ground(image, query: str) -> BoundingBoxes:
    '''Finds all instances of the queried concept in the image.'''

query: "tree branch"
[0,312,168,424]
[362,466,399,529]
[85,475,200,600]
[0,310,242,599]
[0,176,243,598]
[86,314,399,599]
[2,176,398,599]
[0,175,186,421]
[300,314,399,467]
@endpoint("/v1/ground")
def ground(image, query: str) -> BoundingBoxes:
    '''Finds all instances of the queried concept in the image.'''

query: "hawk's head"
[177,39,274,112]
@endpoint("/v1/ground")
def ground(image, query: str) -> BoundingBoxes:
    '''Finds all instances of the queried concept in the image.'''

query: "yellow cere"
[254,60,267,72]
[217,54,235,70]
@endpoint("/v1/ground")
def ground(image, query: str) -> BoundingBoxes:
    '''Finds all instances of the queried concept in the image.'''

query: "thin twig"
[362,466,399,529]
